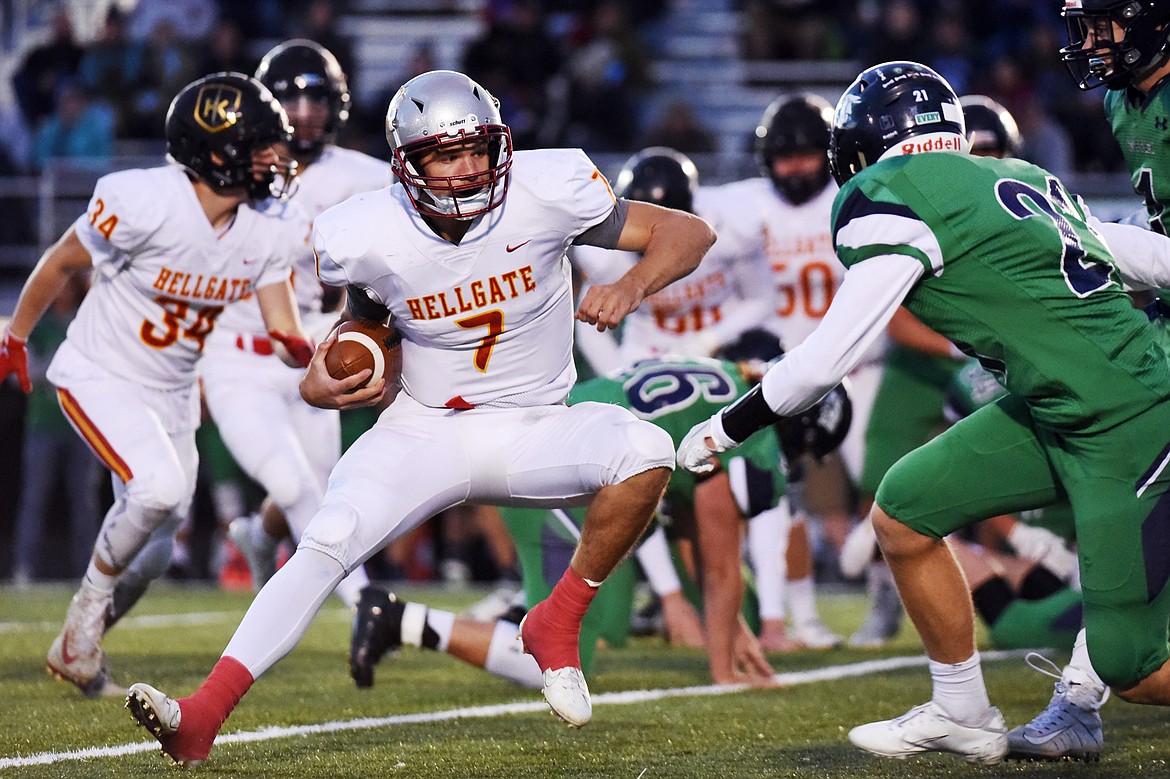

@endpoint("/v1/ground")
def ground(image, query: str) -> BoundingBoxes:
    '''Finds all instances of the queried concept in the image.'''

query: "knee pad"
[1084,615,1166,690]
[629,420,675,465]
[254,456,312,512]
[125,463,190,515]
[298,501,362,570]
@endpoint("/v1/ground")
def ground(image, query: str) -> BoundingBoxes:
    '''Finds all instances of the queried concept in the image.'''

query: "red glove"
[0,329,31,393]
[267,329,315,368]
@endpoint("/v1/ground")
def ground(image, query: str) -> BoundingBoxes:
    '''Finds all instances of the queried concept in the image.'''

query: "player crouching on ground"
[123,69,715,767]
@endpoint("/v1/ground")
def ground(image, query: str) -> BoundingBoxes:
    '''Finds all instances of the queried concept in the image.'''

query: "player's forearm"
[623,213,715,299]
[10,231,90,339]
[256,280,306,337]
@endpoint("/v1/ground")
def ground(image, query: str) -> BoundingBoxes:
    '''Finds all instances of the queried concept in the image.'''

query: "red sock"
[179,656,254,733]
[549,568,599,626]
[526,568,599,672]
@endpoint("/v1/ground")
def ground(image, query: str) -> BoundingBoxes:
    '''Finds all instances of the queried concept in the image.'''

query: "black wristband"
[721,385,782,443]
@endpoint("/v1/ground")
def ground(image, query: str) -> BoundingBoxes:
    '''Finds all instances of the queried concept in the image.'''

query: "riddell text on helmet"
[900,134,963,156]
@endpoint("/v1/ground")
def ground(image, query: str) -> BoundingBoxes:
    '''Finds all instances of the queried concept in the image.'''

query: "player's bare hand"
[299,332,386,410]
[575,278,644,332]
[732,618,778,687]
[661,591,705,649]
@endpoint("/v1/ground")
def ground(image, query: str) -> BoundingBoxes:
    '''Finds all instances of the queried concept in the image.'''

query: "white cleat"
[849,702,1008,765]
[228,514,278,590]
[126,683,182,735]
[791,619,843,650]
[541,666,592,727]
[46,585,116,697]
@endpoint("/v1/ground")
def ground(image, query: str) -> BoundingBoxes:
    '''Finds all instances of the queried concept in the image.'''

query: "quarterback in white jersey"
[0,73,313,698]
[125,70,714,767]
[199,40,394,603]
[573,148,771,373]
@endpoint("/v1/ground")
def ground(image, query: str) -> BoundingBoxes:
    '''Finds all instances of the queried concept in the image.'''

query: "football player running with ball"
[198,40,393,604]
[0,72,314,698]
[678,61,1170,765]
[124,69,714,767]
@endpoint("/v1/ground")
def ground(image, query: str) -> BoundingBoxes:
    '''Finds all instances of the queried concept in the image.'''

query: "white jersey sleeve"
[74,168,166,269]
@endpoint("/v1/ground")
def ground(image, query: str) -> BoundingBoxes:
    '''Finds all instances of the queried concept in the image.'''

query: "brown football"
[324,319,402,389]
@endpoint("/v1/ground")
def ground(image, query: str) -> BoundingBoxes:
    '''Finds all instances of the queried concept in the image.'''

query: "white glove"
[676,411,740,473]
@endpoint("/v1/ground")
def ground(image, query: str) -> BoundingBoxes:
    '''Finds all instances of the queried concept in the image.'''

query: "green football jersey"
[568,357,785,506]
[832,152,1170,433]
[1105,84,1170,234]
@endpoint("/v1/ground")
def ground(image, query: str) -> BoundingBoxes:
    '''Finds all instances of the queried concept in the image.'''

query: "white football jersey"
[56,164,301,391]
[214,145,393,334]
[314,148,616,409]
[715,177,887,363]
[573,184,771,364]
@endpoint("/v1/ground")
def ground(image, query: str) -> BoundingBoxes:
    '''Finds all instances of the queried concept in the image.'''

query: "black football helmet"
[165,72,295,200]
[755,93,833,204]
[613,146,699,212]
[1060,0,1170,90]
[255,39,351,158]
[828,61,966,186]
[959,95,1021,158]
[775,381,852,463]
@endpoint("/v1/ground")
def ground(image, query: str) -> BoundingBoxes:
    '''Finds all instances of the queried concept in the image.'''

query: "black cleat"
[349,586,405,688]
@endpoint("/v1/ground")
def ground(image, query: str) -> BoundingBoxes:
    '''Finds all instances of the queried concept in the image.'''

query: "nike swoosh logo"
[506,240,531,253]
[907,735,950,749]
[1023,729,1070,746]
[61,631,78,664]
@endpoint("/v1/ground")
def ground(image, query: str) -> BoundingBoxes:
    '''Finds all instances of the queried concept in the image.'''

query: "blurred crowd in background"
[0,0,1128,586]
[0,0,1121,180]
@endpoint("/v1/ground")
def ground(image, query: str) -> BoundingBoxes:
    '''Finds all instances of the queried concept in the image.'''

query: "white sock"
[249,515,280,550]
[634,526,681,597]
[748,503,790,620]
[483,620,543,688]
[786,576,816,625]
[1068,628,1106,692]
[400,602,455,652]
[929,651,993,726]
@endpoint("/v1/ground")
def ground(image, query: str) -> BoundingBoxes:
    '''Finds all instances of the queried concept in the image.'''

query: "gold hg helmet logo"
[194,84,242,133]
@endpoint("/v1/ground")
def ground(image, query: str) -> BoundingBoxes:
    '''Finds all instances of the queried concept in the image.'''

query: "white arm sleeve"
[760,253,923,416]
[1092,217,1170,290]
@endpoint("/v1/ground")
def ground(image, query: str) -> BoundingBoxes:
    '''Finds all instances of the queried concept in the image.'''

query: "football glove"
[0,328,31,393]
[676,411,739,474]
[267,329,315,368]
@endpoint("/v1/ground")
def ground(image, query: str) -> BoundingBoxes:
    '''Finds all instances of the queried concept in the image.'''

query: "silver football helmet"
[385,70,512,220]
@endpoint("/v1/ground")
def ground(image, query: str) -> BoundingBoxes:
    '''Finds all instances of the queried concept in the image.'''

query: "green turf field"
[1,582,1166,778]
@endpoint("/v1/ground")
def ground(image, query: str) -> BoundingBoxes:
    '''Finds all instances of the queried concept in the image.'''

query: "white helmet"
[385,70,512,220]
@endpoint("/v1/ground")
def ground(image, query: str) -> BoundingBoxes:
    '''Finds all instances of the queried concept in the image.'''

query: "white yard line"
[0,650,1027,769]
